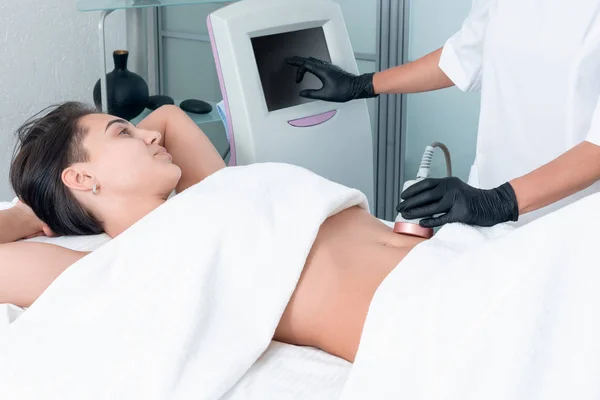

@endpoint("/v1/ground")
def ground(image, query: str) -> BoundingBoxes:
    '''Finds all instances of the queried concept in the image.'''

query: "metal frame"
[157,8,166,94]
[146,8,161,94]
[374,0,407,220]
[98,10,115,112]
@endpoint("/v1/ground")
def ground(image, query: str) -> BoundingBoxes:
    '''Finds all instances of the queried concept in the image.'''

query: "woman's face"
[75,113,182,198]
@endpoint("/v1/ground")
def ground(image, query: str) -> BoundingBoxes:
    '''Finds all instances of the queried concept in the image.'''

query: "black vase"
[93,50,149,121]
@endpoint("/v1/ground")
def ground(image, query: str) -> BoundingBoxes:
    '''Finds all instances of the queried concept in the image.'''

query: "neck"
[96,195,167,237]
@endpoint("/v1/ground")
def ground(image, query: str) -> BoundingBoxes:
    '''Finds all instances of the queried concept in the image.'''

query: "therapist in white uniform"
[287,0,600,228]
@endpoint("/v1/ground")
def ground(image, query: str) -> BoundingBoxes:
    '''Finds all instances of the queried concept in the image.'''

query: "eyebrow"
[105,118,128,133]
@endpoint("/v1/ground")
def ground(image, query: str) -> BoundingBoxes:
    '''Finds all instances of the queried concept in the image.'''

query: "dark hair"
[10,101,104,236]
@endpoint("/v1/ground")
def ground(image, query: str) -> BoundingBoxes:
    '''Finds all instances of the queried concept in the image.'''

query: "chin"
[160,163,181,178]
[165,166,182,189]
[172,165,183,182]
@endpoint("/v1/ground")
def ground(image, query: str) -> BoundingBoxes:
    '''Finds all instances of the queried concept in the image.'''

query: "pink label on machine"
[288,110,337,127]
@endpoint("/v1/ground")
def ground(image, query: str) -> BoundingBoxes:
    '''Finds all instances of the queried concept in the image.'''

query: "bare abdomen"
[274,207,424,362]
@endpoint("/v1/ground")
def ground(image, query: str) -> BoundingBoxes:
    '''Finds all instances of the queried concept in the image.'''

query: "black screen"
[251,27,332,112]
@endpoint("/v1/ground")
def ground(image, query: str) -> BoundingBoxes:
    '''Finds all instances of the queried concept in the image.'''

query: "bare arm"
[510,141,600,215]
[373,47,454,95]
[0,242,87,308]
[136,105,226,193]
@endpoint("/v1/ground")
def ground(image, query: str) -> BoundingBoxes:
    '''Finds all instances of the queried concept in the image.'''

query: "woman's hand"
[12,200,56,239]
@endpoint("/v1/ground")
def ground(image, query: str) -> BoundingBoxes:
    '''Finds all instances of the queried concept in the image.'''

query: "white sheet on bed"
[14,187,599,399]
[0,163,366,399]
[225,342,351,399]
[0,197,375,400]
[341,192,600,400]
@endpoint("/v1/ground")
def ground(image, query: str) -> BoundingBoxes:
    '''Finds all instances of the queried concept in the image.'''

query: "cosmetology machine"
[208,0,374,206]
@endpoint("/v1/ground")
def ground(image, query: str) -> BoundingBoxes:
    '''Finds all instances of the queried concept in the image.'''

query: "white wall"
[332,0,378,134]
[404,0,481,183]
[332,0,377,56]
[0,1,126,200]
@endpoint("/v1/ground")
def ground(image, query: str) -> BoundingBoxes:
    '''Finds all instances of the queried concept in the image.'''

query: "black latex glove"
[286,56,377,102]
[396,177,519,228]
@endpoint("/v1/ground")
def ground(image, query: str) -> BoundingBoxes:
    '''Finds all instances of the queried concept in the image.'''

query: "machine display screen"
[251,27,332,112]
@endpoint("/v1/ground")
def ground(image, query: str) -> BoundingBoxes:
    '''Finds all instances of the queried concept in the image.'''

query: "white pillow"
[0,199,17,210]
[23,233,111,252]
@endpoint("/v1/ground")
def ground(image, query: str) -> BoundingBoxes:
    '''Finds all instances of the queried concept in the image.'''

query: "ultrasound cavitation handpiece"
[393,142,452,239]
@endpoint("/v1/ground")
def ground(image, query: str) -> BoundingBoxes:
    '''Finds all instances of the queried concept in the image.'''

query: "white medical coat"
[439,0,600,224]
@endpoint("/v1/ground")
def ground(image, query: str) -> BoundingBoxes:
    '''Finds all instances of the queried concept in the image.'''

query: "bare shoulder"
[0,241,88,308]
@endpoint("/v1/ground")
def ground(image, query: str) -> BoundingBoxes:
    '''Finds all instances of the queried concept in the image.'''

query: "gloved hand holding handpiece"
[396,177,520,228]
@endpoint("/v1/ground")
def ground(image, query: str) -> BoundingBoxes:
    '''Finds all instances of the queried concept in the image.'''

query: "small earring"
[92,183,97,195]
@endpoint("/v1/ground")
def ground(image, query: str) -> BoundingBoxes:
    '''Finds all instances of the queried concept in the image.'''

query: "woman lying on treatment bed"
[0,102,426,363]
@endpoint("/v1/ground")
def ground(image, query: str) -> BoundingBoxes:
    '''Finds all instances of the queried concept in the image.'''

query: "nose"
[142,130,162,145]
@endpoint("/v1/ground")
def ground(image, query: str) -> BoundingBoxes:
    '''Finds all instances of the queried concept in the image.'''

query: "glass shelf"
[130,100,223,126]
[77,0,233,12]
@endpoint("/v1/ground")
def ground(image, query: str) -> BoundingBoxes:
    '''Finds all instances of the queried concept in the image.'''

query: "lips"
[154,147,172,160]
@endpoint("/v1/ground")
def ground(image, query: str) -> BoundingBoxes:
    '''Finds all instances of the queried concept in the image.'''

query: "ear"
[61,164,95,194]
